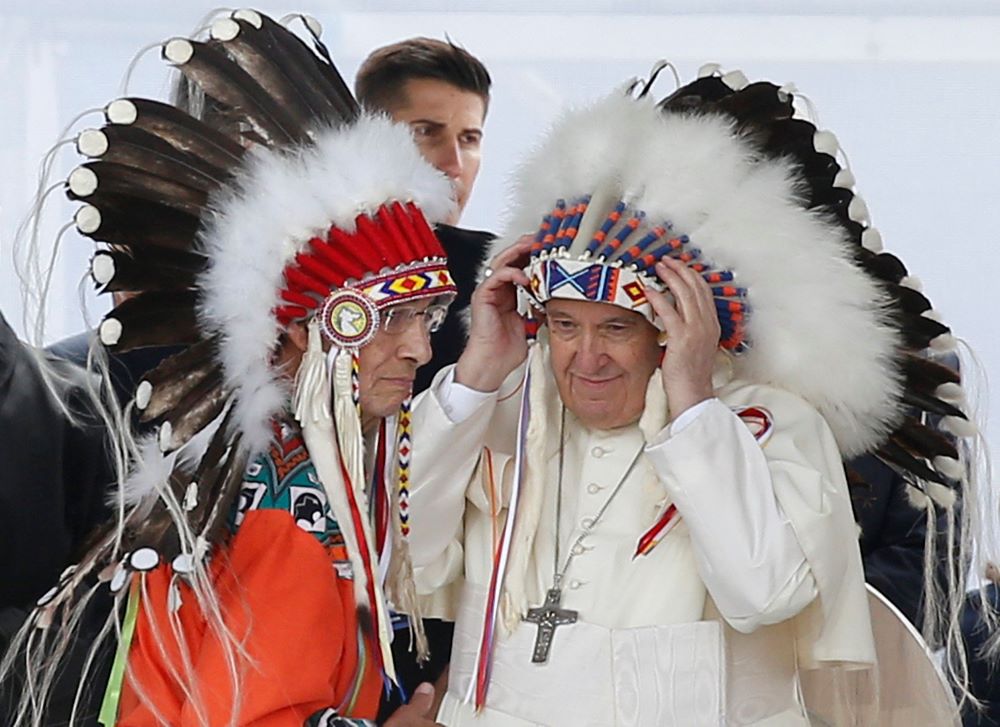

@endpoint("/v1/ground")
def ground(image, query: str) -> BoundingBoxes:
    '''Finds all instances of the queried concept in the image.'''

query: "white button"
[591,446,606,458]
[581,517,595,530]
[569,579,583,589]
[587,483,601,494]
[572,544,586,556]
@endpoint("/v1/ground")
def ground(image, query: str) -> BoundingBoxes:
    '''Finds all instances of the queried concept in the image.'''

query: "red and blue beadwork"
[524,195,749,352]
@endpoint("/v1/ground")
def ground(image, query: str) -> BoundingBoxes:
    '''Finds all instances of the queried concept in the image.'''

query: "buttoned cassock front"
[406,359,874,726]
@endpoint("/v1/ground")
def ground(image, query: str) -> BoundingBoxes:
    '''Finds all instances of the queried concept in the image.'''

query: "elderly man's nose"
[399,321,433,365]
[574,335,607,369]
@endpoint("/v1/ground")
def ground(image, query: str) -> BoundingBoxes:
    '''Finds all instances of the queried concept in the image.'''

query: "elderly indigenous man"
[0,10,460,727]
[405,66,982,726]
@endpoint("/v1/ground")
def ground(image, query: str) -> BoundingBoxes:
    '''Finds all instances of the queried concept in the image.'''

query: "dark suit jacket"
[847,454,954,630]
[0,314,112,612]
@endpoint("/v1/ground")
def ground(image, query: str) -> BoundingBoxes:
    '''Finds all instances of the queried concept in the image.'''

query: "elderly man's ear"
[271,321,309,374]
[285,321,308,353]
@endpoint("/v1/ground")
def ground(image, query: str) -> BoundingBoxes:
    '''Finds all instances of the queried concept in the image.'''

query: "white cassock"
[407,354,875,726]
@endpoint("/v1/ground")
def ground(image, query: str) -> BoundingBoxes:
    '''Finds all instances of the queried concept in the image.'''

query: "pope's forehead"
[544,298,645,322]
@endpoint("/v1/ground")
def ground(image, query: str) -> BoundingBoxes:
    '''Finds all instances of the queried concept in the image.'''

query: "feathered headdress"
[512,64,969,489]
[470,63,990,709]
[8,9,455,724]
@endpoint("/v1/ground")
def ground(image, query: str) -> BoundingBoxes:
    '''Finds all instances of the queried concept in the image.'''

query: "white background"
[1,2,997,545]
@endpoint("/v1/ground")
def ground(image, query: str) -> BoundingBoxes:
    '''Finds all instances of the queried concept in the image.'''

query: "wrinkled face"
[389,78,485,224]
[546,299,660,430]
[357,297,438,421]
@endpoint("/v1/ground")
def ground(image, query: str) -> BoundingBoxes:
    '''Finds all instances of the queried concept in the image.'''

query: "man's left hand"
[382,682,443,726]
[644,257,720,418]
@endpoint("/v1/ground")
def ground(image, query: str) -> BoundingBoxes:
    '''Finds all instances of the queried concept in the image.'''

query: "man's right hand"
[454,236,533,392]
[382,682,443,726]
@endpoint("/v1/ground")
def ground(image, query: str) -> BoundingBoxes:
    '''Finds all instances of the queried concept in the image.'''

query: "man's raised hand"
[454,235,534,392]
[644,257,720,418]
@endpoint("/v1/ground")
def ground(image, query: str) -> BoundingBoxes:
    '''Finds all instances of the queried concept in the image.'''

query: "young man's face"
[390,77,486,225]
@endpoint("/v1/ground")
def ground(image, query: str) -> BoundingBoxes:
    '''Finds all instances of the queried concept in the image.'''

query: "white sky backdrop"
[1,2,998,549]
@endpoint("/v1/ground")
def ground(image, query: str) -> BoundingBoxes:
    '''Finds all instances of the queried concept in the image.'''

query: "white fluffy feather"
[501,93,903,457]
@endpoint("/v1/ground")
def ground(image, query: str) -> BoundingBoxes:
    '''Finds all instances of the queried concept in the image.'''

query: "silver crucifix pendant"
[523,588,578,663]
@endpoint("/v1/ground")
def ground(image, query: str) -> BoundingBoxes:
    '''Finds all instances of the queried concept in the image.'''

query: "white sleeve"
[436,369,498,424]
[644,398,819,633]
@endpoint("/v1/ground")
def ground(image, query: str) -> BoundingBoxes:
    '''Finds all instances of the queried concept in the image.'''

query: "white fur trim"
[197,114,454,455]
[500,93,903,457]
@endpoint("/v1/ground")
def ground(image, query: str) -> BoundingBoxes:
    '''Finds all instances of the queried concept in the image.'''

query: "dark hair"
[355,37,491,116]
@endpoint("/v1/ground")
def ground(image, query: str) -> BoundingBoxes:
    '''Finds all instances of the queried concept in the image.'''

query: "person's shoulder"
[434,223,496,248]
[46,331,96,366]
[434,224,494,273]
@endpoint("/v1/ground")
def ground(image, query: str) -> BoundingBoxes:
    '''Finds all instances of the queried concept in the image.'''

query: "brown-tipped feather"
[214,20,325,130]
[197,436,249,547]
[69,161,208,218]
[895,418,960,461]
[93,125,229,190]
[139,339,222,420]
[125,97,245,167]
[715,82,795,128]
[227,16,342,122]
[901,390,967,420]
[124,467,193,558]
[159,373,227,452]
[102,291,200,352]
[899,314,951,350]
[877,441,949,486]
[659,76,732,109]
[255,14,359,123]
[173,402,239,539]
[888,284,932,316]
[168,39,303,146]
[858,250,908,284]
[75,193,201,251]
[93,247,205,294]
[902,351,960,389]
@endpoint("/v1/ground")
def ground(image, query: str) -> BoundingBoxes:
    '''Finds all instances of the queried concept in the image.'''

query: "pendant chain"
[551,407,643,590]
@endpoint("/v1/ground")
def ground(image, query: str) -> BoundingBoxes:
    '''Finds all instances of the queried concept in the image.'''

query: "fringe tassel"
[331,347,395,682]
[384,398,429,663]
[294,320,395,681]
